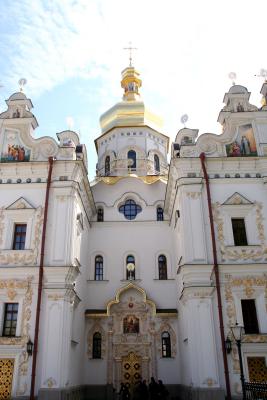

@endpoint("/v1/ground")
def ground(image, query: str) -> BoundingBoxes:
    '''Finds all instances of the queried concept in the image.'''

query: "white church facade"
[0,64,267,400]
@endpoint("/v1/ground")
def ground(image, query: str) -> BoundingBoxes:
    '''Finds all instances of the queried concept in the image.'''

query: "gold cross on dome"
[123,42,137,67]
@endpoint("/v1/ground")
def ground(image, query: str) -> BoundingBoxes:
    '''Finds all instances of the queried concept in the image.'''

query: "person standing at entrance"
[149,377,158,400]
[119,383,130,400]
[158,380,169,399]
[140,379,149,400]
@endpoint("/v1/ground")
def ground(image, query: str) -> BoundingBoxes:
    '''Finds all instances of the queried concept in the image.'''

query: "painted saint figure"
[241,136,251,155]
[123,315,139,333]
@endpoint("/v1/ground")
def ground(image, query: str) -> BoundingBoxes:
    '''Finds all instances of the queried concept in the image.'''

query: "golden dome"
[99,66,163,134]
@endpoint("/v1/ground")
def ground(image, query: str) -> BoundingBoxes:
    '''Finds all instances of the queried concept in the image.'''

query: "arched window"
[97,207,104,222]
[157,207,164,221]
[162,331,171,358]
[95,256,103,281]
[154,154,160,173]
[158,255,167,280]
[128,150,136,170]
[105,156,110,176]
[92,332,101,359]
[126,255,135,280]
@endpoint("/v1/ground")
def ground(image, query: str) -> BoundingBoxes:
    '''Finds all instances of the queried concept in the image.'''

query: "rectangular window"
[2,303,18,337]
[241,299,259,334]
[232,218,248,246]
[13,224,27,250]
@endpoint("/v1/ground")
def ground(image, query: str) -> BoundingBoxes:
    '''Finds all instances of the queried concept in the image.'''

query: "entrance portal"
[122,352,142,389]
[0,359,14,400]
[248,357,267,382]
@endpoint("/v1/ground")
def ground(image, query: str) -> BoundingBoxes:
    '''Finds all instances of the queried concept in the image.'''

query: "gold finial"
[123,42,137,67]
[255,68,267,82]
[18,78,27,92]
[228,72,237,86]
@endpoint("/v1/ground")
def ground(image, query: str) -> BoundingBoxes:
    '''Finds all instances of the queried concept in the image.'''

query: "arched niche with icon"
[0,130,31,162]
[226,124,257,157]
[123,315,139,334]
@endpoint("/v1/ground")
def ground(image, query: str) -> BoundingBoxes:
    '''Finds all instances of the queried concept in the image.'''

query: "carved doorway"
[0,359,14,400]
[247,357,267,382]
[122,352,142,390]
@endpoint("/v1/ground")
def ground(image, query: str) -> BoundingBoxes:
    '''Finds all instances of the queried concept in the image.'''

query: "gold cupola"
[121,66,142,101]
[99,65,163,135]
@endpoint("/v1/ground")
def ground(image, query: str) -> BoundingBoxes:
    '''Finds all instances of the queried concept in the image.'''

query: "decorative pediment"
[222,192,253,206]
[107,282,156,316]
[56,130,80,147]
[6,197,35,210]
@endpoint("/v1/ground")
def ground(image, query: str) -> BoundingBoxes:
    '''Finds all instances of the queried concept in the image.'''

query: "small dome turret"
[8,92,28,101]
[0,89,38,130]
[228,85,248,94]
[95,63,169,178]
[218,84,257,125]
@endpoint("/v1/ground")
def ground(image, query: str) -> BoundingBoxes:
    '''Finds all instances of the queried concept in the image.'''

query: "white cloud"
[0,0,267,167]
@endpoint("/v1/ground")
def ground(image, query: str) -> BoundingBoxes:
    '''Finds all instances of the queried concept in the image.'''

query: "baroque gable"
[6,197,35,210]
[222,192,253,206]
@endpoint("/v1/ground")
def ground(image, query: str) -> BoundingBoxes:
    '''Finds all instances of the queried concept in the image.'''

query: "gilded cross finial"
[123,42,137,67]
[228,72,237,86]
[18,78,27,92]
[254,68,267,82]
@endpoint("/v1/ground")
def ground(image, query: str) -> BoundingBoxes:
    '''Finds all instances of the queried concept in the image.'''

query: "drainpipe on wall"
[199,152,231,400]
[30,156,54,400]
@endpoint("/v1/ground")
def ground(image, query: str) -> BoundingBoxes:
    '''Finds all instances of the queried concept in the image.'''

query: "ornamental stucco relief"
[224,273,267,373]
[213,201,266,261]
[202,377,218,387]
[156,321,177,357]
[43,377,57,388]
[39,140,58,158]
[16,382,28,396]
[0,276,34,396]
[186,192,201,199]
[0,276,34,347]
[0,206,44,265]
[18,351,29,376]
[224,274,266,327]
[180,288,214,305]
[87,320,107,358]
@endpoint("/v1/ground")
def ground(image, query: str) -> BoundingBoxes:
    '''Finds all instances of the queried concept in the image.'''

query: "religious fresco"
[0,131,31,162]
[226,124,257,157]
[123,315,139,334]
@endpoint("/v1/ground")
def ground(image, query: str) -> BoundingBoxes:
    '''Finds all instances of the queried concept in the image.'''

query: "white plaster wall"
[96,127,168,162]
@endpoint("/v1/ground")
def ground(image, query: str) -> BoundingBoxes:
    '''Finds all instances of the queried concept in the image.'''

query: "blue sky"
[0,0,266,178]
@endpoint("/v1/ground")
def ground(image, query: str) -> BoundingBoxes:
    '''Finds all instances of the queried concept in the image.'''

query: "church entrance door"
[122,352,142,390]
[247,357,267,382]
[0,359,14,399]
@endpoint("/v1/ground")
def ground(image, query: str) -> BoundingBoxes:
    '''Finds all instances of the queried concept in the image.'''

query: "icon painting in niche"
[0,131,31,162]
[123,315,139,334]
[226,124,257,157]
